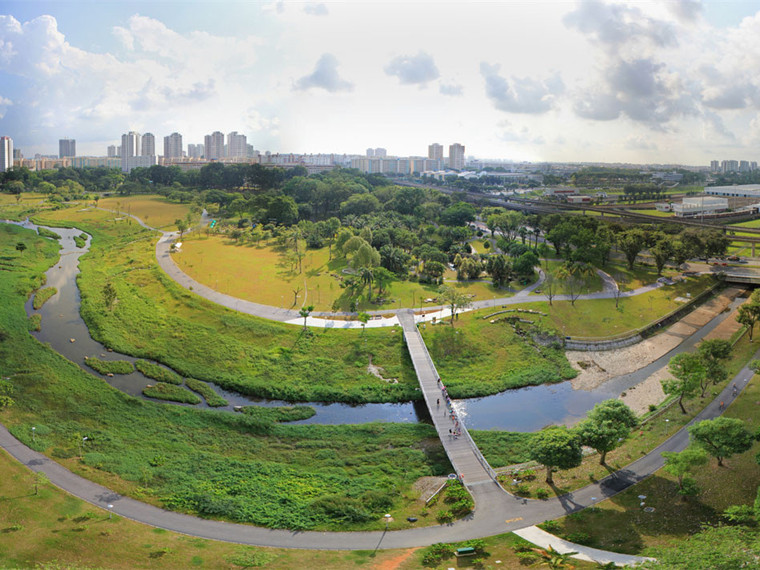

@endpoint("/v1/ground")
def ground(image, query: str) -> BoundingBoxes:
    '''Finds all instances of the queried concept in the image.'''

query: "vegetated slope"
[0,223,450,531]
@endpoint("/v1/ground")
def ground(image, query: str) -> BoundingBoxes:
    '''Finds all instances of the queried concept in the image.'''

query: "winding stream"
[9,218,738,432]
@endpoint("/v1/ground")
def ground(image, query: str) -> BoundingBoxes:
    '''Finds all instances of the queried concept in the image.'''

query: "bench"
[454,547,476,557]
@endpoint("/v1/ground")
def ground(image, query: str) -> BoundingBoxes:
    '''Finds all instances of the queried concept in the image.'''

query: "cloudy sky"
[2,0,760,165]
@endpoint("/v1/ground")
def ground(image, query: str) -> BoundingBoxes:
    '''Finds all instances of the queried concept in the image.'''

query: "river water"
[10,218,736,432]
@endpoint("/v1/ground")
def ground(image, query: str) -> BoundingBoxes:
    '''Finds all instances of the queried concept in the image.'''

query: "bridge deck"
[396,310,495,488]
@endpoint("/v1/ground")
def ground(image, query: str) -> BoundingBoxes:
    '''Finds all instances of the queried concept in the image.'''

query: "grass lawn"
[420,310,577,398]
[175,233,523,312]
[97,195,193,229]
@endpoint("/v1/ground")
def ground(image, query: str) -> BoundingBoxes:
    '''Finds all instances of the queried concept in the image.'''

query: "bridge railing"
[403,317,497,483]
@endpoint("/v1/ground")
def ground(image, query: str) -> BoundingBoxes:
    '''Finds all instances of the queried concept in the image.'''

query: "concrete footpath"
[514,526,654,566]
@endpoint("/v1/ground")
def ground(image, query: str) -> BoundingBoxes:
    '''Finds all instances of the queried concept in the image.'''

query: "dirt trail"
[374,547,420,570]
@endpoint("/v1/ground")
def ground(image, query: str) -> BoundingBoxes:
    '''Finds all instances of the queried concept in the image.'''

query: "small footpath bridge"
[396,310,503,500]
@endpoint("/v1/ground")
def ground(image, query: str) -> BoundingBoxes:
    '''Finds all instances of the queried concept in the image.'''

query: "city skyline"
[3,1,760,164]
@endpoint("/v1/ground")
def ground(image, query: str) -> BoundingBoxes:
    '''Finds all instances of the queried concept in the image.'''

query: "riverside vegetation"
[0,222,459,531]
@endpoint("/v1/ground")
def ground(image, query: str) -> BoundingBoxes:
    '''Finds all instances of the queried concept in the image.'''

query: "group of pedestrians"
[436,377,461,438]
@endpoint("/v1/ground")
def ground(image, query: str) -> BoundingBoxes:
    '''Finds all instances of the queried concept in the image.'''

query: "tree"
[486,254,511,288]
[33,471,49,495]
[663,352,704,414]
[103,282,117,311]
[697,339,731,393]
[543,273,556,306]
[689,417,754,466]
[737,302,760,341]
[576,400,638,465]
[357,312,370,335]
[612,272,627,309]
[359,266,374,301]
[513,251,539,279]
[529,426,583,485]
[662,446,708,489]
[175,218,188,239]
[15,241,26,256]
[437,285,472,325]
[617,229,645,269]
[650,239,674,276]
[298,305,314,331]
[373,267,393,297]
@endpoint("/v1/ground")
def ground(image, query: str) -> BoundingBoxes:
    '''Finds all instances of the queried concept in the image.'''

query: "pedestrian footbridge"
[396,309,498,489]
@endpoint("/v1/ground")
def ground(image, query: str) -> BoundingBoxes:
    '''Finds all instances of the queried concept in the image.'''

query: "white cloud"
[481,63,563,114]
[294,53,353,92]
[384,52,439,86]
[303,3,328,16]
[439,83,463,97]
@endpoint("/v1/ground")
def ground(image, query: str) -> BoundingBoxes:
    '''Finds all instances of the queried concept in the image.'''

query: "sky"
[3,0,760,166]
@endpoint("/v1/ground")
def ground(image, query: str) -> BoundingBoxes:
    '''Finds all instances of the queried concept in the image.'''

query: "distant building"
[0,136,12,172]
[710,160,720,172]
[141,133,156,156]
[448,143,465,170]
[673,196,728,217]
[59,138,76,158]
[163,132,183,159]
[366,148,375,157]
[227,131,247,158]
[722,160,739,173]
[187,143,204,159]
[374,147,387,158]
[428,143,443,161]
[120,131,142,172]
[13,148,22,160]
[204,131,224,160]
[107,145,118,157]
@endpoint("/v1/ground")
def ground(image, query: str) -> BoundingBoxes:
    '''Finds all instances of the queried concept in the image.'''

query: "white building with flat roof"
[706,185,760,198]
[673,196,728,217]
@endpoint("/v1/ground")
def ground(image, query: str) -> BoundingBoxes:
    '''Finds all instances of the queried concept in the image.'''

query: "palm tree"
[533,545,577,569]
[298,305,314,331]
[360,267,374,301]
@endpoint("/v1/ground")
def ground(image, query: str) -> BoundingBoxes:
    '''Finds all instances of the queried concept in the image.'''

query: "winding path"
[1,210,751,562]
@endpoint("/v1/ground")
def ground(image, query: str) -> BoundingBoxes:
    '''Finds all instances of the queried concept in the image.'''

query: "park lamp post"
[107,504,114,519]
[31,426,36,443]
[80,436,88,458]
[384,513,392,530]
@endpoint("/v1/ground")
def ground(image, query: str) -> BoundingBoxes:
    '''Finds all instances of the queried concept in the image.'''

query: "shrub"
[37,227,61,240]
[143,382,201,405]
[421,543,452,566]
[540,519,561,532]
[135,360,183,385]
[85,357,134,375]
[184,378,228,407]
[536,488,549,500]
[32,287,57,309]
[566,531,592,545]
[28,314,41,331]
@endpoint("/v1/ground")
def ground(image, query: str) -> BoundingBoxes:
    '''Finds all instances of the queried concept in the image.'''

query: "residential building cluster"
[3,132,478,177]
[710,159,758,173]
[350,142,466,175]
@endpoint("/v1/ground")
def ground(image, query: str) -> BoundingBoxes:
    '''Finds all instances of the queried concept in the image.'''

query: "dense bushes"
[85,357,134,375]
[135,359,182,385]
[143,382,202,405]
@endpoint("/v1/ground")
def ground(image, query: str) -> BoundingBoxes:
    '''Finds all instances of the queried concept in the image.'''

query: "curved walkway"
[2,348,753,553]
[154,229,662,329]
